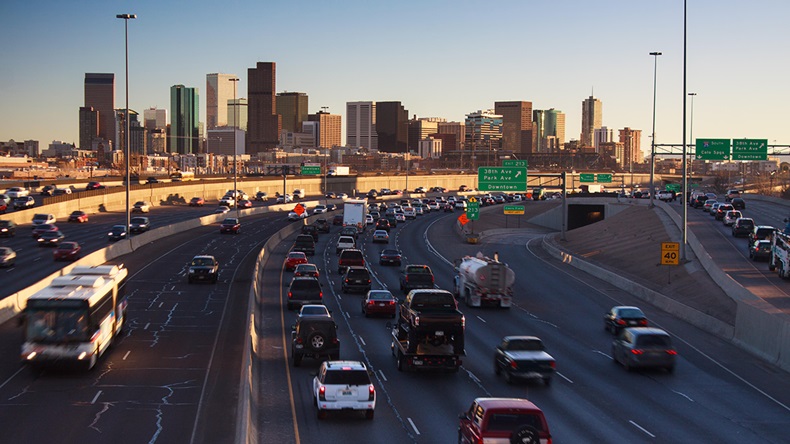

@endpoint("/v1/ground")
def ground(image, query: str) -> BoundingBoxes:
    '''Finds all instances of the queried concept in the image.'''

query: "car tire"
[511,425,540,444]
[494,360,501,375]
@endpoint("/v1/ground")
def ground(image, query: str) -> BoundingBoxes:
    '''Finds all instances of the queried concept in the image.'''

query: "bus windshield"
[26,308,90,343]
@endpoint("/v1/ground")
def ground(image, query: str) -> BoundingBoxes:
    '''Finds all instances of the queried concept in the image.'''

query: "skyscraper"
[408,118,442,153]
[79,107,99,150]
[346,102,377,150]
[247,62,281,154]
[594,126,614,153]
[465,110,503,151]
[276,92,309,133]
[170,85,200,154]
[206,73,236,129]
[437,122,465,151]
[376,102,408,153]
[494,101,533,156]
[533,108,566,153]
[581,96,603,148]
[308,111,342,148]
[83,73,116,146]
[227,98,248,131]
[619,127,642,169]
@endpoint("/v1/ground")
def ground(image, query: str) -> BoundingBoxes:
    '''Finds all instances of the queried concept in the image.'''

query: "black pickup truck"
[392,289,465,372]
[399,264,435,294]
[292,234,316,256]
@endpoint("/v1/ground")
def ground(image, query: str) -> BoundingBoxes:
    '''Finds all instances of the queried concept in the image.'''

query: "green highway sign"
[696,139,730,160]
[579,173,595,183]
[503,205,524,215]
[478,167,527,192]
[503,159,528,168]
[301,165,321,175]
[666,183,681,192]
[732,139,768,161]
[597,173,613,183]
[466,197,480,220]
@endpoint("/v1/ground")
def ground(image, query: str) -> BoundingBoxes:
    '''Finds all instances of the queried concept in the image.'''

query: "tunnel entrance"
[568,204,605,230]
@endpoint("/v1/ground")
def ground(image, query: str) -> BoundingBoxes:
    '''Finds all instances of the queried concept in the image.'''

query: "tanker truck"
[453,253,515,308]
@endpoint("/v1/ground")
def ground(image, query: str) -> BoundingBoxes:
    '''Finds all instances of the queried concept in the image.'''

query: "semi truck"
[343,199,367,234]
[327,166,350,176]
[391,289,464,372]
[454,254,515,308]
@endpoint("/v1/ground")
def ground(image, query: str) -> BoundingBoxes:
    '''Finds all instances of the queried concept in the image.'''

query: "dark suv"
[732,217,755,237]
[301,225,319,241]
[749,225,776,243]
[313,218,330,233]
[338,249,365,274]
[293,234,316,256]
[341,267,372,293]
[188,255,219,284]
[287,277,323,310]
[291,317,339,366]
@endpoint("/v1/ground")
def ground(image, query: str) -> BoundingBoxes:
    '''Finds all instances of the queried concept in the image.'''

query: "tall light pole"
[230,77,240,219]
[681,0,688,261]
[649,51,662,208]
[117,13,136,238]
[688,92,697,178]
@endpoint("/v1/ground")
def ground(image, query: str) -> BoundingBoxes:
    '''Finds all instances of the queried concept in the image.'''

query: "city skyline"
[2,1,789,156]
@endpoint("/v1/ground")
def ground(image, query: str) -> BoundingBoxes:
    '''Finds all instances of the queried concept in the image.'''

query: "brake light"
[388,301,395,305]
[431,276,434,283]
[550,361,556,369]
[631,349,644,355]
[318,385,326,401]
[509,360,518,369]
[319,292,323,299]
[345,279,349,283]
[414,316,420,326]
[368,385,375,401]
[288,292,292,298]
[617,319,626,326]
[367,279,371,283]
[331,337,339,344]
[296,337,303,344]
[666,349,677,355]
[639,319,648,326]
[405,276,409,282]
[461,315,465,329]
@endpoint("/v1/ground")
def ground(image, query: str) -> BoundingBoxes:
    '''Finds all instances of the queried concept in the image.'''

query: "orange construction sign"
[458,213,469,225]
[293,204,305,215]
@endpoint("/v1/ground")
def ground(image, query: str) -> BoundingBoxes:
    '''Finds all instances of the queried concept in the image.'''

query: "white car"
[32,214,56,227]
[403,208,416,219]
[336,236,356,254]
[288,211,307,221]
[132,201,151,213]
[454,200,467,210]
[723,210,742,226]
[313,205,328,215]
[394,212,405,222]
[337,193,349,199]
[428,202,440,211]
[214,206,230,214]
[365,215,374,225]
[276,194,293,204]
[372,230,389,243]
[313,360,376,420]
[219,197,236,207]
[6,187,29,199]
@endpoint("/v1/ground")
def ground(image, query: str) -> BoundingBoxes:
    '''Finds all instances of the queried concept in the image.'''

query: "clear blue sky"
[2,0,789,157]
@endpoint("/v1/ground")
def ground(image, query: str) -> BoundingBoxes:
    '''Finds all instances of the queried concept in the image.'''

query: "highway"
[258,205,790,443]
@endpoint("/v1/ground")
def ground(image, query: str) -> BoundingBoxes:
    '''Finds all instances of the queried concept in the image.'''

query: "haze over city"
[2,0,789,155]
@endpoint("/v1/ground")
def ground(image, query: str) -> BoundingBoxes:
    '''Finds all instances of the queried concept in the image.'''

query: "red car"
[189,197,205,207]
[238,199,253,209]
[53,242,81,261]
[459,398,552,444]
[361,290,397,318]
[220,217,241,234]
[284,252,308,271]
[68,210,89,223]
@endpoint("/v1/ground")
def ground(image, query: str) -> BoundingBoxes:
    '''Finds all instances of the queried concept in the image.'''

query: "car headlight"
[189,269,196,273]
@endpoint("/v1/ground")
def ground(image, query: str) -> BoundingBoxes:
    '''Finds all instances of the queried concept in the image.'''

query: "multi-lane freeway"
[1,193,789,443]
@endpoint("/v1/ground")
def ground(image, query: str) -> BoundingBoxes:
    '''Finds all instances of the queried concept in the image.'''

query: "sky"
[2,0,789,158]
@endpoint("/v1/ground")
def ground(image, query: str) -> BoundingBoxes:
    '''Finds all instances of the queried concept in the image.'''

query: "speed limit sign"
[661,242,680,265]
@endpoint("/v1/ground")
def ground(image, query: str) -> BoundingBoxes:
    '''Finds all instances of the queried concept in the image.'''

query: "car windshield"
[58,243,76,250]
[508,340,544,351]
[340,251,363,261]
[322,370,370,385]
[381,249,399,256]
[636,334,671,348]
[222,218,238,225]
[33,214,48,221]
[346,269,369,278]
[368,291,393,300]
[134,201,145,206]
[618,308,644,318]
[131,218,146,224]
[486,413,544,432]
[288,253,306,259]
[406,266,431,274]
[290,279,319,291]
[300,306,328,316]
[191,258,215,266]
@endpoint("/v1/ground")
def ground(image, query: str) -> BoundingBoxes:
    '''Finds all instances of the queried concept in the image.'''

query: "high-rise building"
[276,92,309,133]
[79,107,99,150]
[437,122,465,151]
[376,102,408,153]
[465,110,503,152]
[206,73,237,129]
[346,101,377,150]
[581,96,603,148]
[308,111,342,148]
[619,127,642,169]
[170,85,200,154]
[115,109,146,157]
[594,126,614,153]
[247,62,281,154]
[227,98,248,131]
[83,73,116,147]
[143,107,168,130]
[533,109,565,153]
[495,101,533,155]
[408,118,442,153]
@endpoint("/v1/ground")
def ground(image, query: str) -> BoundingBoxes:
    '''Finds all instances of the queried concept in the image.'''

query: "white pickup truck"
[656,190,675,202]
[335,236,356,255]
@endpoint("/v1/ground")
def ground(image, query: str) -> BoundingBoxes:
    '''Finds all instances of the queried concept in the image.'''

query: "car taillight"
[461,315,465,329]
[550,361,556,369]
[345,279,349,283]
[318,385,326,401]
[631,349,644,355]
[388,301,395,305]
[414,316,420,326]
[367,279,371,283]
[639,319,648,326]
[368,385,375,401]
[288,292,292,298]
[617,319,626,326]
[296,337,303,344]
[319,292,323,298]
[666,349,677,355]
[431,276,434,283]
[509,360,518,369]
[331,337,339,344]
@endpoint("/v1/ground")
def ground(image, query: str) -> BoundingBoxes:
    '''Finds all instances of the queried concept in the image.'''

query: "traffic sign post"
[732,139,768,161]
[477,167,527,192]
[503,159,528,168]
[666,184,681,192]
[695,139,730,160]
[661,242,679,265]
[466,197,480,220]
[301,165,321,175]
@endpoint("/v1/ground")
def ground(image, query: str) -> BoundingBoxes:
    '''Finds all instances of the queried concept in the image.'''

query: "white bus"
[21,265,129,370]
[169,171,195,181]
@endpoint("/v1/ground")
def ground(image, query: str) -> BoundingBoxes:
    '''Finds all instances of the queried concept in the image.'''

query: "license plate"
[435,331,444,336]
[378,303,385,306]
[413,360,423,365]
[342,390,352,396]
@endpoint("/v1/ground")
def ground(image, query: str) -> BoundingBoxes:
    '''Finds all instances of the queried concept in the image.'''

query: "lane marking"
[476,315,486,323]
[122,351,131,360]
[0,367,25,390]
[556,372,574,384]
[672,390,694,402]
[378,369,387,382]
[91,390,102,404]
[629,420,655,438]
[159,302,163,308]
[144,323,150,330]
[359,336,366,346]
[407,417,421,435]
[592,350,611,359]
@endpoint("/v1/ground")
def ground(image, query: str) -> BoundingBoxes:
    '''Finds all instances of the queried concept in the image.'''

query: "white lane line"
[629,420,655,438]
[336,294,342,300]
[170,286,175,291]
[592,350,611,359]
[556,372,573,384]
[91,390,102,405]
[407,417,421,435]
[144,322,150,330]
[672,390,694,402]
[476,315,487,323]
[0,367,25,390]
[359,336,366,346]
[345,311,350,318]
[158,302,163,308]
[378,369,387,382]
[466,370,481,384]
[122,351,131,360]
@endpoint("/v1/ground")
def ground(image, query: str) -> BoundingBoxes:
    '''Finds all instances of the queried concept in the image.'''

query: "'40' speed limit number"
[661,242,680,265]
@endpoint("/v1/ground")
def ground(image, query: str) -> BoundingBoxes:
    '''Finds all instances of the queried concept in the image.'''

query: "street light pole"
[688,92,697,178]
[681,0,688,261]
[230,77,239,219]
[649,51,662,209]
[116,13,136,239]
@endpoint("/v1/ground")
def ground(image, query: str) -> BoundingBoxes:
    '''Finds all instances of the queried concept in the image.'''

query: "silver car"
[612,327,676,372]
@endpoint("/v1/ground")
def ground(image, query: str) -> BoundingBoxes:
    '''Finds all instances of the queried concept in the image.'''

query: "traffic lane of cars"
[407,212,789,442]
[0,213,290,444]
